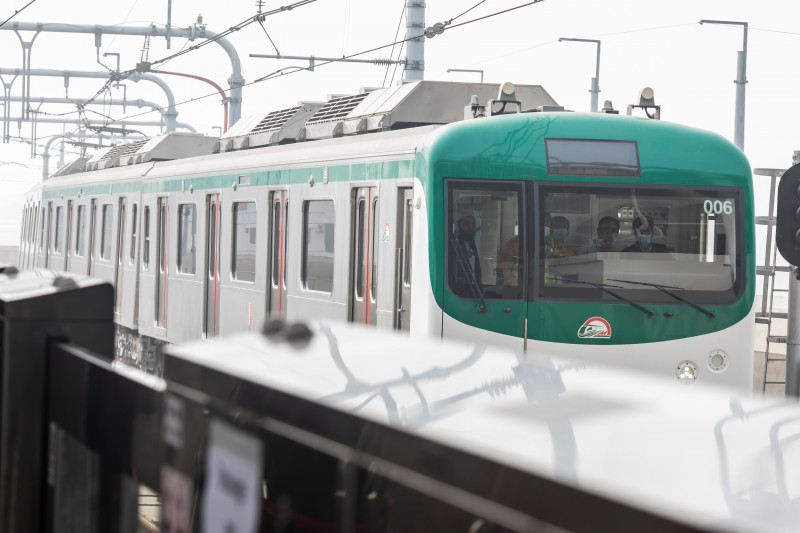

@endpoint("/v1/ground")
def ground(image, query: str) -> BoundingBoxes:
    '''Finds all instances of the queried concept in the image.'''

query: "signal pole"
[775,164,800,398]
[700,20,748,151]
[559,38,601,112]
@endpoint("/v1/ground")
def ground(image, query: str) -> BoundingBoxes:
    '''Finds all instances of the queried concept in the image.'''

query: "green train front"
[418,112,755,389]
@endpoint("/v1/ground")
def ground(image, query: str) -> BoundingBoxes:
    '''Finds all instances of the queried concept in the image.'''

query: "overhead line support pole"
[699,20,748,151]
[559,37,601,112]
[0,68,181,132]
[1,21,244,128]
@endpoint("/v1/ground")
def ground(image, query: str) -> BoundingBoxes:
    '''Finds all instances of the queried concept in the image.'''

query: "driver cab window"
[447,181,523,300]
[538,184,742,304]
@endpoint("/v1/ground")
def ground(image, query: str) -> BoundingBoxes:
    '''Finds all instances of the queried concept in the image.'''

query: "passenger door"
[350,187,377,326]
[64,201,73,271]
[44,202,52,269]
[115,197,127,313]
[155,197,168,329]
[87,199,97,276]
[204,193,221,338]
[267,191,288,318]
[394,188,413,330]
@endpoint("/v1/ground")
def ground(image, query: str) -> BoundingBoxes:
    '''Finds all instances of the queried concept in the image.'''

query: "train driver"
[622,215,670,253]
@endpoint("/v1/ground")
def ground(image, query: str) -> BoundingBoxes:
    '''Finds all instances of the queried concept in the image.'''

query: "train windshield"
[539,184,743,305]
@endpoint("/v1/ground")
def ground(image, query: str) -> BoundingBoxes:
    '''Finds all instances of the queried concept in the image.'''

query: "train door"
[350,187,378,325]
[267,190,288,318]
[155,197,168,328]
[88,199,97,276]
[64,201,73,271]
[394,188,413,330]
[204,193,221,337]
[44,202,52,268]
[115,197,127,314]
[19,207,27,268]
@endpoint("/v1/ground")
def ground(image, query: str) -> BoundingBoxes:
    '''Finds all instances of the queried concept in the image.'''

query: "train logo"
[577,317,612,339]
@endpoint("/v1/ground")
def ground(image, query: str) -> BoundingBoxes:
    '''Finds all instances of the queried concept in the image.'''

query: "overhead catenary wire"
[30,0,548,142]
[252,0,547,83]
[145,0,319,70]
[382,1,406,87]
[0,0,39,29]
[66,0,319,129]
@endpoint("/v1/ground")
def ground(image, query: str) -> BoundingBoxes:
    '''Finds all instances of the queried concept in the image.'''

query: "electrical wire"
[0,0,39,29]
[145,0,319,70]
[254,0,547,83]
[28,0,547,142]
[449,0,488,24]
[382,1,406,87]
[583,22,695,39]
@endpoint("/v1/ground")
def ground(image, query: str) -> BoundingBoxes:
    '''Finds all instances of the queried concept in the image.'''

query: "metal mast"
[403,1,425,81]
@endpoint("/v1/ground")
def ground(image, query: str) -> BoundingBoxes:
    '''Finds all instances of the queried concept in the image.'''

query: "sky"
[1,0,799,269]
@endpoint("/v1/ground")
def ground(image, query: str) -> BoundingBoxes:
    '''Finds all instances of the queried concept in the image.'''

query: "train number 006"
[703,200,733,215]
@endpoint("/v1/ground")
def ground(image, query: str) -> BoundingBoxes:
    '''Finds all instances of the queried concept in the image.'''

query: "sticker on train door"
[577,317,612,339]
[383,222,391,242]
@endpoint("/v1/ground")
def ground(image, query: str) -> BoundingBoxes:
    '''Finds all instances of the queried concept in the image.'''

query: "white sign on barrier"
[201,418,264,533]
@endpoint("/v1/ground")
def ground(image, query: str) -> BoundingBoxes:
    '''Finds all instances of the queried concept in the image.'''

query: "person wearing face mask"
[622,215,670,253]
[594,216,620,251]
[549,215,576,258]
[579,216,620,254]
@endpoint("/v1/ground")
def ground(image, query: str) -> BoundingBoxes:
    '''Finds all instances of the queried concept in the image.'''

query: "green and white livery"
[17,81,754,387]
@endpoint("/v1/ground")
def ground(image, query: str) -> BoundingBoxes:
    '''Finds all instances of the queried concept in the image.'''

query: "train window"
[232,202,257,282]
[270,198,280,287]
[545,139,640,178]
[354,198,366,299]
[371,197,379,300]
[100,204,113,260]
[302,200,335,293]
[53,206,64,254]
[143,206,150,270]
[130,204,138,264]
[75,205,85,256]
[447,181,524,300]
[269,196,289,291]
[39,207,45,251]
[538,184,743,304]
[177,204,197,274]
[20,207,27,245]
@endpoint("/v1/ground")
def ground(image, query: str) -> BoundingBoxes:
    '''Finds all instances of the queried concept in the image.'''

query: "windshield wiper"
[608,279,715,318]
[450,238,488,313]
[554,277,654,317]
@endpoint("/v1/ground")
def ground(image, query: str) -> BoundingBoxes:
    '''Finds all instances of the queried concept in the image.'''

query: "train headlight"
[707,349,728,373]
[676,360,699,384]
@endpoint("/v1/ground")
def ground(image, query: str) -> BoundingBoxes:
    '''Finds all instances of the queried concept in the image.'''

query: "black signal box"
[776,164,800,267]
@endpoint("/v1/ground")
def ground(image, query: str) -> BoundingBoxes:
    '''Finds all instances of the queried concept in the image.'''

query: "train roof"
[167,320,800,533]
[32,124,439,195]
[28,108,751,199]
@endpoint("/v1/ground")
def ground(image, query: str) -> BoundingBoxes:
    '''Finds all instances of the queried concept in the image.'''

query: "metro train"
[16,80,755,388]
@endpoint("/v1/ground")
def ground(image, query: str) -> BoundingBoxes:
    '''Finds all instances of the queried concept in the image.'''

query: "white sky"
[1,0,799,257]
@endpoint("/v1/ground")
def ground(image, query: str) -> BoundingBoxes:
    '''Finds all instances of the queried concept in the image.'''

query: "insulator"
[373,58,400,66]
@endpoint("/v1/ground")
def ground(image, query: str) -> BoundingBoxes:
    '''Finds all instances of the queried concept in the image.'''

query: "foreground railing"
[1,268,799,533]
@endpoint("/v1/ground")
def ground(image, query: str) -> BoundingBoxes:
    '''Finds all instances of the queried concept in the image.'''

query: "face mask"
[544,226,551,237]
[553,229,569,242]
[636,234,652,248]
[593,238,608,249]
